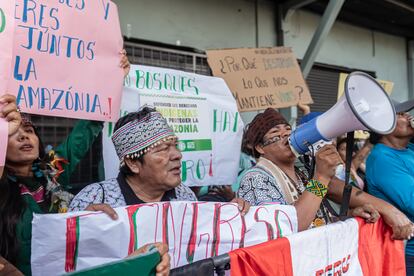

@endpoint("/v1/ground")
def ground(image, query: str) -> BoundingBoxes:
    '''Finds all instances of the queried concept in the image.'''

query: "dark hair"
[369,132,382,145]
[336,137,347,150]
[241,124,253,155]
[0,173,25,265]
[120,154,145,175]
[1,123,46,265]
[336,137,359,154]
[114,107,156,174]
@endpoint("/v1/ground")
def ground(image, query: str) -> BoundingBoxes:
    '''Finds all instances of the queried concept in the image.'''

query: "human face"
[139,138,183,191]
[259,124,295,164]
[6,124,40,165]
[337,142,347,162]
[393,112,414,138]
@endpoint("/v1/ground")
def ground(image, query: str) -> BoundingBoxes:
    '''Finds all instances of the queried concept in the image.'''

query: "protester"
[1,94,171,276]
[238,108,353,230]
[336,137,371,190]
[353,137,372,174]
[69,107,250,214]
[238,108,414,235]
[0,94,21,176]
[0,52,131,275]
[365,99,414,274]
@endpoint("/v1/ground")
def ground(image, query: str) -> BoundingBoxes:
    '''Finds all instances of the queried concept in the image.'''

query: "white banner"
[103,65,244,186]
[289,219,362,275]
[31,202,297,275]
[229,218,405,275]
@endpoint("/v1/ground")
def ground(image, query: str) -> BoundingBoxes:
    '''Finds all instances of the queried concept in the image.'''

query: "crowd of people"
[1,53,414,275]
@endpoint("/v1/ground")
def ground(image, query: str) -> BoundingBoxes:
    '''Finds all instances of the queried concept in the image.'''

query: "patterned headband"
[112,111,176,164]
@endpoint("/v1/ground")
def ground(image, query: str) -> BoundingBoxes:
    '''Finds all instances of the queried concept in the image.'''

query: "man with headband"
[366,99,414,274]
[69,107,197,210]
[69,107,250,214]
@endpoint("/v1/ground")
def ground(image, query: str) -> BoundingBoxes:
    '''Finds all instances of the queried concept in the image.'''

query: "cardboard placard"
[207,47,313,112]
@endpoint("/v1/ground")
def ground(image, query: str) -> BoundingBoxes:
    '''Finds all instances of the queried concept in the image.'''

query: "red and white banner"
[230,218,406,275]
[31,202,297,275]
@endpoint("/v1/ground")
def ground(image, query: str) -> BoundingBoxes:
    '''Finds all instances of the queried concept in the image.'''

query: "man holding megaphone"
[238,72,414,238]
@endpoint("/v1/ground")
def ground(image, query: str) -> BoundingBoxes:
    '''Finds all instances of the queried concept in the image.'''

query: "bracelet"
[305,179,328,198]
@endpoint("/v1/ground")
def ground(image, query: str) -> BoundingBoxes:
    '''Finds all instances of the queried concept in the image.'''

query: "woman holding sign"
[0,52,134,275]
[0,94,24,275]
[0,95,171,276]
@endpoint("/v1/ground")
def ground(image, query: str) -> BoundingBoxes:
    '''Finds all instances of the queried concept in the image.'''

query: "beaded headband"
[112,111,175,165]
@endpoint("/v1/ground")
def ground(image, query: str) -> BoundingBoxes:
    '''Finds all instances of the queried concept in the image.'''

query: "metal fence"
[124,41,211,75]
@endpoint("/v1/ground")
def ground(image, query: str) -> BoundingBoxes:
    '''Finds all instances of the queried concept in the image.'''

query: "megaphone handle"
[339,131,355,220]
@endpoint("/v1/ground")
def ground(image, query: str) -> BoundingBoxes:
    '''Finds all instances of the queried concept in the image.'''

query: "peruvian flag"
[229,218,406,275]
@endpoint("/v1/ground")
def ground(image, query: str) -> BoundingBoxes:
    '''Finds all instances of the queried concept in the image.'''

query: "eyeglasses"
[262,136,282,146]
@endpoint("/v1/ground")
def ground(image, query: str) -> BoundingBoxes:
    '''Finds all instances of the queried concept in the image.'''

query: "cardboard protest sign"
[103,65,244,186]
[31,202,297,275]
[0,0,16,166]
[206,47,313,112]
[5,0,124,121]
[0,0,14,93]
[337,73,394,139]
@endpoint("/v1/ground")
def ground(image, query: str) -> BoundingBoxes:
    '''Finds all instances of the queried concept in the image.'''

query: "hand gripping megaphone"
[289,71,396,156]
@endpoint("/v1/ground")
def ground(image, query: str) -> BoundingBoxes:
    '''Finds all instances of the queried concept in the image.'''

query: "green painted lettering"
[0,8,5,33]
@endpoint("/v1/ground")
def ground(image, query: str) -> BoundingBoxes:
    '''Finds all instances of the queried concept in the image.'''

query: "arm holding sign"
[0,94,22,177]
[54,120,104,188]
[298,103,311,115]
[120,49,131,77]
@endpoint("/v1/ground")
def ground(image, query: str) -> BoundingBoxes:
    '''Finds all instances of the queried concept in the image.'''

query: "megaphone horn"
[289,71,396,156]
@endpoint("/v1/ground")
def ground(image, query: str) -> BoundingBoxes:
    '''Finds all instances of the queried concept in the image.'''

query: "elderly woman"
[0,53,131,275]
[238,108,414,237]
[238,108,344,230]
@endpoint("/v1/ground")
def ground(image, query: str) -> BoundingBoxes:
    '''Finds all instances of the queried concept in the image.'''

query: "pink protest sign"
[0,0,15,93]
[6,0,124,122]
[0,0,16,166]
